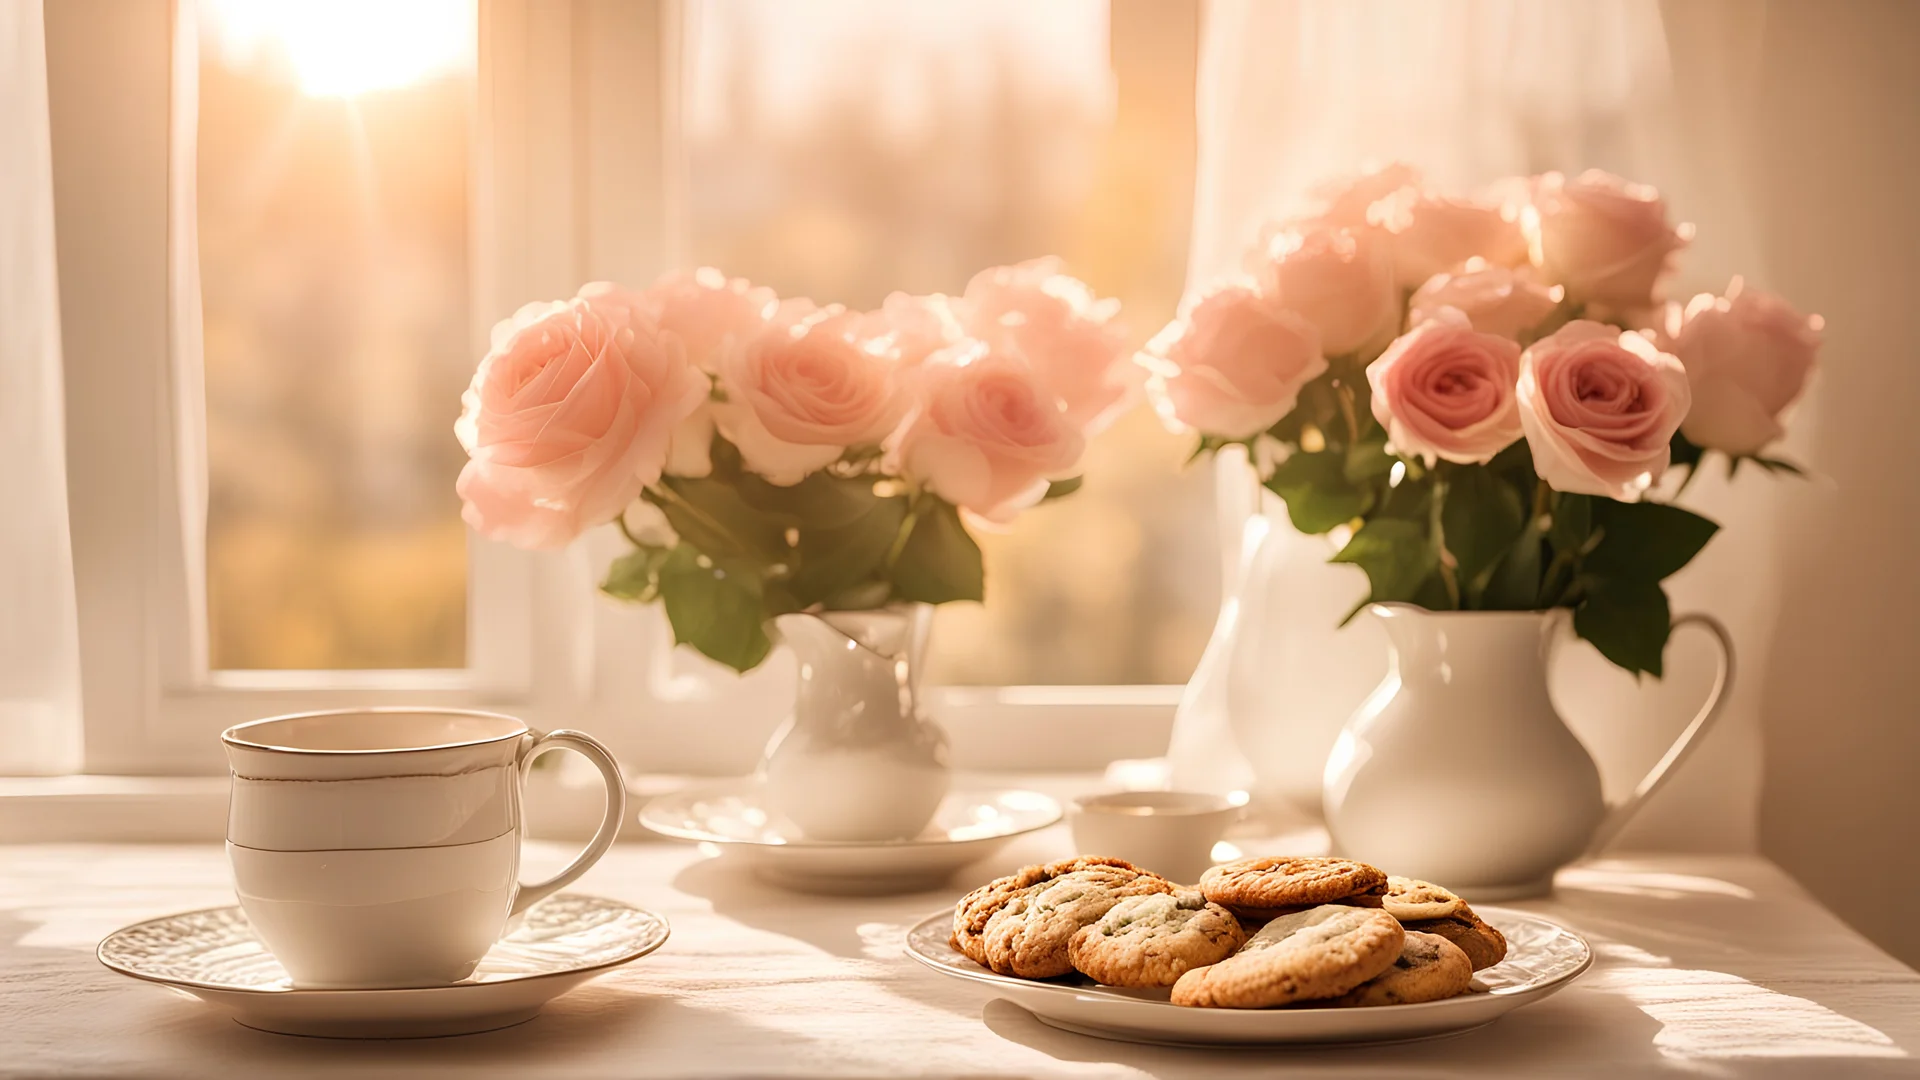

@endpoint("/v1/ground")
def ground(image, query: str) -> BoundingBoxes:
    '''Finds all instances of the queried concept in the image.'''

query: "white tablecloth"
[2,832,1918,1079]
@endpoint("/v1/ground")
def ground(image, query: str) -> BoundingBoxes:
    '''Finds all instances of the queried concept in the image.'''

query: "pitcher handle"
[1586,613,1735,855]
[510,729,628,917]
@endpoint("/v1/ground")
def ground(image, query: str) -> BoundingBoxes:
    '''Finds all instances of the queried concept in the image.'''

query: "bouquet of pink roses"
[454,260,1132,671]
[1139,165,1822,676]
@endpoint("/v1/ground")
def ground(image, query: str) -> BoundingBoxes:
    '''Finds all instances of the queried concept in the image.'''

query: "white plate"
[640,781,1062,894]
[97,894,668,1038]
[905,905,1591,1047]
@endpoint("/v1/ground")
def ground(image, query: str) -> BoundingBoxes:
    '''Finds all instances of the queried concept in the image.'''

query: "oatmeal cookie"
[950,856,1149,966]
[1199,856,1388,919]
[981,862,1173,978]
[1067,890,1246,988]
[1380,876,1468,922]
[1169,904,1404,1009]
[1327,931,1473,1007]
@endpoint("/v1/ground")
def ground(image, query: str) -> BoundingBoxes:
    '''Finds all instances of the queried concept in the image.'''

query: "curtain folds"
[0,0,84,773]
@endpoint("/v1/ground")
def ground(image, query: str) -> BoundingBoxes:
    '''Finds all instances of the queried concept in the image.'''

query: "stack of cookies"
[948,854,1507,1010]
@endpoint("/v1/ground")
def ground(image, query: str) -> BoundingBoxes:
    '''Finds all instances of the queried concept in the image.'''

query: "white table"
[3,832,1919,1078]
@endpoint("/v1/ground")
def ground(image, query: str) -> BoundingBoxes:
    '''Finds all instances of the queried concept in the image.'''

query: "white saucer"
[639,781,1062,894]
[905,905,1591,1047]
[97,894,669,1038]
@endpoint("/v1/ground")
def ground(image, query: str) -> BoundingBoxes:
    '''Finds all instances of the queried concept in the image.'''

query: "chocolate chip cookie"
[950,856,1152,967]
[1403,908,1507,971]
[1068,890,1246,988]
[1170,904,1405,1008]
[979,861,1173,978]
[1380,876,1467,922]
[1327,930,1473,1007]
[1199,856,1388,920]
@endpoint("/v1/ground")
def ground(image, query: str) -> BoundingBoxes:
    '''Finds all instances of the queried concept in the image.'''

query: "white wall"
[1746,0,1920,969]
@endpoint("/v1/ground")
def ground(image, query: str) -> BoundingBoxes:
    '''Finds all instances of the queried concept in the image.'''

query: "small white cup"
[1068,790,1242,884]
[221,708,626,989]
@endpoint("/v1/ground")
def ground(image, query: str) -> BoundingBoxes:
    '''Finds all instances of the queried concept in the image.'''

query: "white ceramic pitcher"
[759,607,950,842]
[1323,603,1733,898]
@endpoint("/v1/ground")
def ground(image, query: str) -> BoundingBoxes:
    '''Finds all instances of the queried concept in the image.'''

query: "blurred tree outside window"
[195,0,1215,685]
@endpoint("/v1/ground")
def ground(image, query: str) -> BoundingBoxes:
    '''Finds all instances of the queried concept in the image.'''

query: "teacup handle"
[510,729,628,917]
[1586,613,1735,855]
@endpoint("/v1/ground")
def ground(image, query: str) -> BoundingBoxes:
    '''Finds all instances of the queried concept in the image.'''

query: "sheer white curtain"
[0,0,84,774]
[1182,0,1777,850]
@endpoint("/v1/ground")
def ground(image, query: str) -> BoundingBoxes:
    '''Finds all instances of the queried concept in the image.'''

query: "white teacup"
[1068,790,1243,884]
[221,708,627,989]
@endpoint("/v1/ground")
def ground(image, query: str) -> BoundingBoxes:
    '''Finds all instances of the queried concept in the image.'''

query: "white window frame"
[46,0,1188,782]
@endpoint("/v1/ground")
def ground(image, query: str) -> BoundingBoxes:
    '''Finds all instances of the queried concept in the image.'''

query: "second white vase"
[759,606,950,842]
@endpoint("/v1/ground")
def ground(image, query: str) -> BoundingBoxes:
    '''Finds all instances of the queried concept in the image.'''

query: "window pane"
[195,1,475,669]
[685,0,1216,685]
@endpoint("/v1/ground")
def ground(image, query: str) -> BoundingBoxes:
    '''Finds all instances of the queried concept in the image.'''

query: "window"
[45,0,1203,778]
[683,0,1214,686]
[196,0,476,670]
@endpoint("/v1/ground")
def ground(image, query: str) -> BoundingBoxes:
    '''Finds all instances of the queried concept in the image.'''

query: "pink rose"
[1137,284,1327,439]
[1410,263,1563,341]
[455,293,707,549]
[1529,170,1688,309]
[1517,320,1691,499]
[898,342,1087,523]
[1378,190,1529,286]
[1314,162,1423,228]
[1255,225,1398,357]
[959,259,1134,433]
[622,268,775,372]
[1664,279,1822,455]
[1367,309,1524,465]
[714,303,910,485]
[860,291,964,367]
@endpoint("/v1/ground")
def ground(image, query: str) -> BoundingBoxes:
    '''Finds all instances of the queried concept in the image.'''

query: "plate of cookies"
[905,855,1591,1047]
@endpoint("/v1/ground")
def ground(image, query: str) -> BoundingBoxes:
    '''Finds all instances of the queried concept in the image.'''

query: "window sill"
[0,776,229,842]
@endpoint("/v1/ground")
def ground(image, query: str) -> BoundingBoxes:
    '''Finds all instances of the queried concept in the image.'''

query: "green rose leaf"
[788,495,910,606]
[1440,468,1526,597]
[1343,433,1397,483]
[1266,450,1372,534]
[600,544,671,602]
[656,546,773,672]
[1481,525,1545,610]
[1585,500,1719,583]
[1331,518,1438,605]
[889,497,984,604]
[1043,476,1084,500]
[651,476,790,563]
[733,469,879,529]
[1573,578,1672,678]
[1548,492,1593,556]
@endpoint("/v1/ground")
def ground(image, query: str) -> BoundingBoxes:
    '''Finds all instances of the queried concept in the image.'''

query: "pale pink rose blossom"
[1377,189,1529,286]
[1529,170,1688,309]
[713,303,910,485]
[1255,225,1398,356]
[1517,320,1691,499]
[859,291,965,367]
[898,342,1087,524]
[1410,263,1563,341]
[455,293,707,549]
[1664,279,1822,455]
[959,258,1135,433]
[622,268,776,372]
[1314,162,1424,228]
[1367,309,1524,465]
[1136,284,1327,439]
